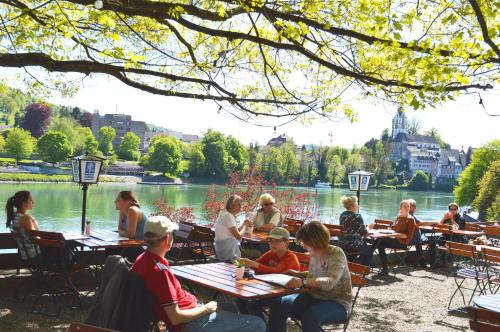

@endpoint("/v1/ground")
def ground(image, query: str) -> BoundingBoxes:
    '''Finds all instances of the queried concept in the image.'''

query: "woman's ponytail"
[6,197,15,228]
[5,191,31,228]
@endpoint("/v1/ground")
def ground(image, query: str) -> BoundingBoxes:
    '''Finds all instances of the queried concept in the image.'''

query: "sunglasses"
[449,207,458,211]
[263,202,274,206]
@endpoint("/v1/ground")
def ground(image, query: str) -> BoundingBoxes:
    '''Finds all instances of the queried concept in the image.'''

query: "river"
[0,183,455,232]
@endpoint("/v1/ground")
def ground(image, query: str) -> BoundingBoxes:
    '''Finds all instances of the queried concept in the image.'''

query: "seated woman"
[338,195,373,266]
[437,202,466,266]
[6,191,75,266]
[268,221,352,332]
[115,191,147,261]
[249,193,283,232]
[376,200,418,275]
[439,202,465,230]
[214,195,252,262]
[6,190,40,260]
[116,191,147,240]
[236,227,300,320]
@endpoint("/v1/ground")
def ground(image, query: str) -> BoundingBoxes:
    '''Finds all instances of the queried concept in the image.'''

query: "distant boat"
[315,182,331,189]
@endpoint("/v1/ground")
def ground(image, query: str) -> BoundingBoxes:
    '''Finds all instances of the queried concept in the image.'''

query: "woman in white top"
[214,195,252,262]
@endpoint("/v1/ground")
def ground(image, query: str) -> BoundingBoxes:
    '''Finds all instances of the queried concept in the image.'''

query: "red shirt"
[255,250,300,274]
[131,250,198,332]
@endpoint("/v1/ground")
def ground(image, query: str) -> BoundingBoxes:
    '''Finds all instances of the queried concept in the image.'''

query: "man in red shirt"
[131,216,266,332]
[237,227,300,320]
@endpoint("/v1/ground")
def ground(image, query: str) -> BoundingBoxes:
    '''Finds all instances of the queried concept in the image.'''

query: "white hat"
[143,216,179,239]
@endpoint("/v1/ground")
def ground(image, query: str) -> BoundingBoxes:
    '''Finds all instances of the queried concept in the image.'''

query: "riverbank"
[0,172,140,183]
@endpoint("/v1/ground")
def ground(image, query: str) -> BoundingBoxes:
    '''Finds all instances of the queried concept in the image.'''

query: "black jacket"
[86,255,155,332]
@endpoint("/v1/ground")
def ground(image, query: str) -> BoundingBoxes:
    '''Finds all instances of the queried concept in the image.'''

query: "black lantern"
[348,169,373,211]
[71,153,105,233]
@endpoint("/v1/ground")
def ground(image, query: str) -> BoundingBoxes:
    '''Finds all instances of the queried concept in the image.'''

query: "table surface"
[69,229,144,249]
[171,262,303,300]
[242,232,296,244]
[474,294,500,313]
[367,230,407,240]
[418,225,485,237]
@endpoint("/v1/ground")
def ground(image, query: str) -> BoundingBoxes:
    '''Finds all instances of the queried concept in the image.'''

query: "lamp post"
[71,153,105,234]
[348,169,373,211]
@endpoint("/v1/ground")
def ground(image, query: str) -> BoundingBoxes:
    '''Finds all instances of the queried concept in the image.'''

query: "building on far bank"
[91,112,147,151]
[267,134,290,147]
[389,107,468,182]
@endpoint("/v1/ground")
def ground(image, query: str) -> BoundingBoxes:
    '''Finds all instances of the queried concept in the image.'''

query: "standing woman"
[115,191,147,240]
[269,221,352,332]
[6,190,40,260]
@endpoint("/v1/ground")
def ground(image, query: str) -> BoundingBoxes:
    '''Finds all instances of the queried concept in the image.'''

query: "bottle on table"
[85,219,91,236]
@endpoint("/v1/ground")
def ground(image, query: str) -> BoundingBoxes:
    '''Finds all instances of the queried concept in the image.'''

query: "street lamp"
[71,153,105,234]
[348,169,373,211]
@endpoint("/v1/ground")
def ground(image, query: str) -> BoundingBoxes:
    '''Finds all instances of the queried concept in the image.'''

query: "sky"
[1,69,499,149]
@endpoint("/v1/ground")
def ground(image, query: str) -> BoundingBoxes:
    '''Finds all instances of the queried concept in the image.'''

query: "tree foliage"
[0,133,5,153]
[81,127,100,156]
[50,116,88,154]
[119,131,141,161]
[0,0,498,120]
[98,126,116,156]
[79,112,93,127]
[21,103,52,138]
[407,170,430,190]
[187,141,206,177]
[0,82,34,125]
[472,160,500,221]
[455,140,500,205]
[424,128,450,149]
[146,136,183,176]
[37,130,73,165]
[4,127,35,162]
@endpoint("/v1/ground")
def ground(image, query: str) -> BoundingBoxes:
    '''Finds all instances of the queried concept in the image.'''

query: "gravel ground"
[0,266,471,331]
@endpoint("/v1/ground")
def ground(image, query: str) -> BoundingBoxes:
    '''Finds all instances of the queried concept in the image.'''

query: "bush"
[487,195,500,222]
[407,170,429,190]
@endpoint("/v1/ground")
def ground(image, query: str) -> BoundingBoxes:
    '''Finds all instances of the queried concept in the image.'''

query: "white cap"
[143,215,179,239]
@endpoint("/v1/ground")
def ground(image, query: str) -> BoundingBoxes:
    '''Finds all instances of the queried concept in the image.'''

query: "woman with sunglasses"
[249,194,283,233]
[437,202,466,267]
[439,202,465,230]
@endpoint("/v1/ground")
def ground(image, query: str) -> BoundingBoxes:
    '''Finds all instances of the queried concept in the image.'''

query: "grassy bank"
[0,173,139,183]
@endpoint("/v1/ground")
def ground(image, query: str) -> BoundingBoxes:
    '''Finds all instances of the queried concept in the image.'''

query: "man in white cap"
[131,216,266,332]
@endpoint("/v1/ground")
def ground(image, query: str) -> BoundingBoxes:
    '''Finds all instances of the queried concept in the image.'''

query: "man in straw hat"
[131,216,266,332]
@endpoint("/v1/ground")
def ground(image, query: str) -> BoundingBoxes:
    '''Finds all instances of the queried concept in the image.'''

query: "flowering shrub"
[151,197,196,224]
[204,171,320,223]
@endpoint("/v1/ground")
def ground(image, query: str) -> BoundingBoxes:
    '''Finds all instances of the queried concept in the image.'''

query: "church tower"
[392,106,408,139]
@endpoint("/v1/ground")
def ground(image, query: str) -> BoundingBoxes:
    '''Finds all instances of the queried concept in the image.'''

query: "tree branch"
[467,0,500,58]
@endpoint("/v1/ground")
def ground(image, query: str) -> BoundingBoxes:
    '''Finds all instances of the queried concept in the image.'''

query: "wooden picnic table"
[242,231,296,244]
[366,230,407,240]
[171,262,304,300]
[241,231,269,244]
[418,225,485,237]
[70,229,144,249]
[473,294,500,313]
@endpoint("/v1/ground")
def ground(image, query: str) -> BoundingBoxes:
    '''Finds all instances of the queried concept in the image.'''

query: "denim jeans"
[235,297,274,321]
[268,293,348,332]
[185,310,266,332]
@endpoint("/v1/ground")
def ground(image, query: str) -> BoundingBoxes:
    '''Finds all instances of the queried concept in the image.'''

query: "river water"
[0,183,455,232]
